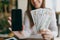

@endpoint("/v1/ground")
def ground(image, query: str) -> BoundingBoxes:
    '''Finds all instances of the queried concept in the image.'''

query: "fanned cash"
[31,8,52,31]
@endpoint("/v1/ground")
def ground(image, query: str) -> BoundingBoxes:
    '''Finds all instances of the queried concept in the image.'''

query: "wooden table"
[0,37,60,40]
[0,38,4,40]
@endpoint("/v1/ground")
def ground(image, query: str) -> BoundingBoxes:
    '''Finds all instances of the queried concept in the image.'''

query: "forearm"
[12,30,32,39]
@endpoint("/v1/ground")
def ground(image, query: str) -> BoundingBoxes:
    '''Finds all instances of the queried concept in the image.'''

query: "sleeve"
[21,12,32,38]
[49,10,58,37]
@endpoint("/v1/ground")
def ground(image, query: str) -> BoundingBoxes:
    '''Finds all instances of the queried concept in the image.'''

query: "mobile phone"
[11,9,22,31]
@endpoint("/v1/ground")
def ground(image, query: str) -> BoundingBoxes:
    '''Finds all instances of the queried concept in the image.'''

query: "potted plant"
[3,0,10,13]
[0,18,10,34]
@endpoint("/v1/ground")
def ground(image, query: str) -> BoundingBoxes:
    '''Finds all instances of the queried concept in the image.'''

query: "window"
[56,0,60,12]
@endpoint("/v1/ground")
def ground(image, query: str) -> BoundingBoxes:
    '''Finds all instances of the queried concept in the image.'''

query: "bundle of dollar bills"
[31,8,52,32]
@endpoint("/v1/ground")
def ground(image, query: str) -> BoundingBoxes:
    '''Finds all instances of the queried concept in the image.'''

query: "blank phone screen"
[11,9,22,31]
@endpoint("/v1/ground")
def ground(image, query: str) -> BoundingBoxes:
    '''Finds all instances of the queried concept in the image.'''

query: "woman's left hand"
[40,29,53,40]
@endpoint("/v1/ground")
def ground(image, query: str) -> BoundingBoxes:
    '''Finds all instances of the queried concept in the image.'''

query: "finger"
[42,34,52,40]
[44,34,48,38]
[42,34,49,40]
[42,34,47,38]
[42,34,45,38]
[40,29,47,34]
[41,31,51,35]
[8,20,11,26]
[8,17,11,21]
[41,30,52,35]
[40,29,46,32]
[46,31,52,35]
[9,27,12,31]
[40,31,46,34]
[41,29,50,32]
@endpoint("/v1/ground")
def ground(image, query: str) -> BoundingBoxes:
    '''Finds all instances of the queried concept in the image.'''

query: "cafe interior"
[0,0,60,40]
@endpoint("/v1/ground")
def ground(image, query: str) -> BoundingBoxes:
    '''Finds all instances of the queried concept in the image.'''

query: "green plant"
[0,13,10,34]
[0,1,3,12]
[3,0,9,6]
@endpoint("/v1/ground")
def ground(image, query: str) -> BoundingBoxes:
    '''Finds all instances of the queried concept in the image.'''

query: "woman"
[8,0,58,40]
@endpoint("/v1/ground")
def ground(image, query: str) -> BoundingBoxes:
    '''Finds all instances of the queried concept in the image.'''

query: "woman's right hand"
[8,17,24,30]
[8,17,31,39]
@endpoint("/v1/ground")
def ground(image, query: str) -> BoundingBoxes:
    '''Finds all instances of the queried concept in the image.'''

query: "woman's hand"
[8,17,24,30]
[40,29,53,40]
[8,17,27,39]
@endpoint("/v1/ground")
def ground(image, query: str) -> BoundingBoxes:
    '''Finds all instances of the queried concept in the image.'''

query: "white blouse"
[22,8,58,39]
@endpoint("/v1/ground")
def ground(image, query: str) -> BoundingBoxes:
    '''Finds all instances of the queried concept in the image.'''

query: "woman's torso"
[23,8,53,38]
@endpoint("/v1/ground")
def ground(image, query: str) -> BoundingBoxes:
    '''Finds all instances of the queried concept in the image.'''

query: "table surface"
[10,37,60,40]
[0,37,60,40]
